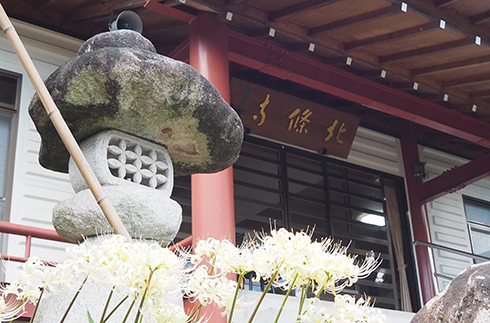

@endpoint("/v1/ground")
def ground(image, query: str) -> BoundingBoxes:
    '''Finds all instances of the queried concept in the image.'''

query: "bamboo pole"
[0,4,132,241]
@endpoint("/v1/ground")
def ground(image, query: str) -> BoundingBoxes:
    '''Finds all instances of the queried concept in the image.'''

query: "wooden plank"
[434,0,465,8]
[443,72,490,88]
[344,21,439,50]
[269,0,341,21]
[470,90,490,99]
[470,9,490,25]
[379,38,475,63]
[412,54,490,75]
[308,4,398,36]
[231,78,361,159]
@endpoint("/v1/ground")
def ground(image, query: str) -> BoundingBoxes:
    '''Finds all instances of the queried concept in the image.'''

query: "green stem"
[186,304,202,323]
[121,299,136,323]
[59,275,89,323]
[99,287,114,323]
[102,295,129,323]
[227,274,244,323]
[246,270,279,323]
[298,280,310,316]
[273,274,298,323]
[134,270,155,323]
[28,288,44,323]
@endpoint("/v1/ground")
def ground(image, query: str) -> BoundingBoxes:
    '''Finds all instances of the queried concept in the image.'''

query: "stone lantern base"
[52,130,182,243]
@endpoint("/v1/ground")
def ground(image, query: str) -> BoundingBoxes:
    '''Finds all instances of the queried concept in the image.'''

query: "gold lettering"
[336,122,346,143]
[324,119,339,142]
[252,93,270,126]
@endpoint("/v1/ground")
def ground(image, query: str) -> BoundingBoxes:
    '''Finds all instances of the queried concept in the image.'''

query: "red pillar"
[189,11,235,244]
[189,11,235,322]
[400,127,436,305]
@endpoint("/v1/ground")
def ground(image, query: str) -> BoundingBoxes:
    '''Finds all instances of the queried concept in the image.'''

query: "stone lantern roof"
[29,30,243,177]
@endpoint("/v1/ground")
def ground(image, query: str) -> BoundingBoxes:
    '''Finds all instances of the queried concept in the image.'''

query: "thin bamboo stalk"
[0,4,132,241]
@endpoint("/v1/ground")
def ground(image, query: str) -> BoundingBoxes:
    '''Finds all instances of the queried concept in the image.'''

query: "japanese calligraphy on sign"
[231,78,361,159]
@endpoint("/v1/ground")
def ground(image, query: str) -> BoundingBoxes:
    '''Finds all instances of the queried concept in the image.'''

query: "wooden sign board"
[231,78,361,159]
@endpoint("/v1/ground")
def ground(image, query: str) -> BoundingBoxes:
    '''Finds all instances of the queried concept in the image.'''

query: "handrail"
[0,221,193,264]
[413,240,490,294]
[169,235,193,252]
[0,221,74,263]
[413,240,490,262]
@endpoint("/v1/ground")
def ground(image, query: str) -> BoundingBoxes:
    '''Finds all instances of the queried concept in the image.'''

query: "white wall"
[0,20,82,271]
[235,290,415,323]
[420,146,490,292]
[346,127,404,177]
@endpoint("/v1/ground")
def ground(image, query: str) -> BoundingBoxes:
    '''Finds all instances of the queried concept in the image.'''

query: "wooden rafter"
[397,0,490,40]
[470,90,490,99]
[34,0,63,10]
[268,0,341,21]
[308,4,399,36]
[412,54,490,75]
[378,37,475,63]
[344,21,439,50]
[434,0,465,8]
[470,10,490,25]
[443,73,490,88]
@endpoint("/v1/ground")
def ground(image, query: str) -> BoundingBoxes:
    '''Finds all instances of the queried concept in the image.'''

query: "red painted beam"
[227,30,490,149]
[144,0,196,23]
[419,153,490,203]
[168,37,190,62]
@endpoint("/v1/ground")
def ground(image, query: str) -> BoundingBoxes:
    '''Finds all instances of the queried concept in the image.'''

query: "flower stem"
[247,270,279,323]
[102,295,129,323]
[186,304,202,323]
[227,273,243,323]
[28,288,44,323]
[59,275,88,323]
[273,274,298,323]
[298,280,310,316]
[121,299,136,323]
[134,270,155,323]
[99,287,114,323]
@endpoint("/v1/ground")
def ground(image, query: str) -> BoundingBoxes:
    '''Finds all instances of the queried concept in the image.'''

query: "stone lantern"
[29,30,243,244]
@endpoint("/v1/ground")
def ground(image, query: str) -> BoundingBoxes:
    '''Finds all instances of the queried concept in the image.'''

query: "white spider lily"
[2,227,385,323]
[0,293,26,322]
[332,294,386,323]
[185,265,236,316]
[298,296,386,323]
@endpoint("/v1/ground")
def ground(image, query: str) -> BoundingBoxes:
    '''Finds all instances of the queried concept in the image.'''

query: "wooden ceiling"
[3,0,490,161]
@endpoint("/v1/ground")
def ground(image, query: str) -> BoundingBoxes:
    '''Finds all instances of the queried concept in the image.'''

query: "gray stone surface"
[53,185,182,243]
[411,262,490,323]
[78,30,156,54]
[69,130,173,196]
[29,30,243,176]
